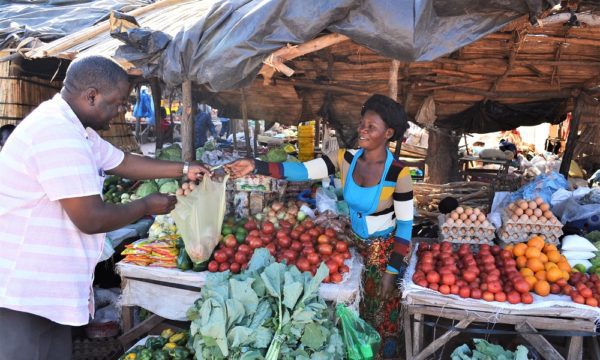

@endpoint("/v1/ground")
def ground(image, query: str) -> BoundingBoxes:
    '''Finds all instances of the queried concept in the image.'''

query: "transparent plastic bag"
[316,187,338,214]
[171,175,229,264]
[336,304,381,360]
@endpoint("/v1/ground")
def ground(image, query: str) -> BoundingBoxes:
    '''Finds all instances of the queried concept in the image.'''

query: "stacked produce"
[297,123,315,161]
[102,176,135,204]
[103,177,179,204]
[412,242,534,304]
[504,236,571,296]
[498,198,562,244]
[119,328,191,360]
[439,206,495,244]
[187,249,345,359]
[209,217,352,283]
[121,236,181,268]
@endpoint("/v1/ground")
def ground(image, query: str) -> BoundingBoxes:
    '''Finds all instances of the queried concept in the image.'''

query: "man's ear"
[84,87,99,106]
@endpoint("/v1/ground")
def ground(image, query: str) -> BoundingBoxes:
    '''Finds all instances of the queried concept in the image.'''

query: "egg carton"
[438,214,495,242]
[498,229,560,245]
[439,235,494,245]
[502,209,561,227]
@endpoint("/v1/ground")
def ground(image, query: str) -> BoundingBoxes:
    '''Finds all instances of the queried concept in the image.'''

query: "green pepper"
[176,249,192,271]
[169,331,188,345]
[160,328,175,339]
[235,232,246,243]
[138,348,152,360]
[175,238,185,249]
[192,260,208,272]
[169,347,191,360]
[152,350,169,360]
[145,336,166,350]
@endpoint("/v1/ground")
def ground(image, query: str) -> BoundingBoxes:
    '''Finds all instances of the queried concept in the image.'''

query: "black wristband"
[388,252,405,271]
[254,159,269,176]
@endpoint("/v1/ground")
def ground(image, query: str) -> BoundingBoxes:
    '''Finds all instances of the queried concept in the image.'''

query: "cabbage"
[159,181,179,194]
[135,181,159,198]
[157,144,182,161]
[155,178,172,187]
[265,148,287,162]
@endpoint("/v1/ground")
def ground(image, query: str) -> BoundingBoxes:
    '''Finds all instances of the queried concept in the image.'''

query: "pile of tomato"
[412,242,534,304]
[208,219,352,283]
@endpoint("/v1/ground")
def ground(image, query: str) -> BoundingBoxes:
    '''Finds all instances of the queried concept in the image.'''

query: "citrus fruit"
[546,268,563,283]
[534,270,547,281]
[546,250,561,263]
[527,236,545,250]
[525,247,541,259]
[513,243,528,257]
[534,280,550,296]
[516,256,528,269]
[524,276,537,290]
[520,268,534,277]
[526,258,544,272]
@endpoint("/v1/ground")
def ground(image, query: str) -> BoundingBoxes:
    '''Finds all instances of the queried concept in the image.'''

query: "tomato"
[330,272,343,283]
[572,293,585,304]
[234,252,247,264]
[230,262,241,274]
[482,291,495,302]
[301,247,314,256]
[224,235,237,248]
[317,235,330,245]
[429,283,439,291]
[471,288,482,300]
[450,284,460,295]
[307,253,320,265]
[325,259,339,274]
[303,220,314,229]
[318,244,333,256]
[221,247,234,259]
[581,287,593,299]
[488,281,502,294]
[237,244,251,254]
[494,291,507,302]
[331,253,345,267]
[248,238,263,249]
[487,274,500,282]
[294,225,305,233]
[265,243,277,256]
[308,228,320,238]
[262,221,275,234]
[339,265,350,273]
[279,220,292,231]
[416,279,428,288]
[441,273,456,286]
[282,250,298,264]
[278,237,291,249]
[276,230,288,240]
[299,233,312,243]
[521,292,533,304]
[290,230,301,240]
[462,271,476,283]
[295,258,311,272]
[248,229,260,237]
[290,241,303,252]
[218,262,230,272]
[459,287,471,298]
[208,261,219,272]
[214,251,228,263]
[550,284,561,295]
[426,271,441,284]
[325,228,336,238]
[343,252,351,260]
[439,284,451,295]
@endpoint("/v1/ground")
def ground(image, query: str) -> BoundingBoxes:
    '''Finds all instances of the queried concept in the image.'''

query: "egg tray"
[498,231,560,245]
[438,214,495,244]
[439,235,495,245]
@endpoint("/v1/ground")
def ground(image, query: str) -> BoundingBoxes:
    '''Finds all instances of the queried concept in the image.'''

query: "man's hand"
[187,162,212,181]
[142,193,177,215]
[380,272,398,300]
[224,159,255,179]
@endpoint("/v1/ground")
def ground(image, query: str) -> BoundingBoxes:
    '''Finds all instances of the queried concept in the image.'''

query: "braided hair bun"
[360,94,409,142]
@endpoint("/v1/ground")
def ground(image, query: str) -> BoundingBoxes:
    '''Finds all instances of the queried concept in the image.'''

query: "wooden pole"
[240,89,252,157]
[388,59,402,157]
[181,80,195,162]
[253,119,260,157]
[559,95,584,178]
[426,129,460,184]
[150,77,163,154]
[232,118,238,150]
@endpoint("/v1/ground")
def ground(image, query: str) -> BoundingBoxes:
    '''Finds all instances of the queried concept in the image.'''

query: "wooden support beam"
[515,321,565,360]
[240,89,252,156]
[119,314,165,349]
[568,336,583,360]
[403,310,413,360]
[489,29,527,94]
[425,129,460,184]
[259,33,350,81]
[414,317,473,360]
[560,94,584,178]
[277,78,371,96]
[388,60,400,101]
[232,118,238,149]
[450,86,576,99]
[539,12,600,27]
[150,77,163,154]
[181,80,195,162]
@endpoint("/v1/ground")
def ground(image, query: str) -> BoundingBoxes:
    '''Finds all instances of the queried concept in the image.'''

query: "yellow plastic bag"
[171,175,229,264]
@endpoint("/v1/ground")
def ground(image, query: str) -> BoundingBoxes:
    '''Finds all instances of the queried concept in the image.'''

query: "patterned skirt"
[350,233,404,359]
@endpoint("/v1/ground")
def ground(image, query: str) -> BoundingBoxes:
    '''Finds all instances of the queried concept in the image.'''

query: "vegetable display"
[118,329,191,360]
[186,249,345,360]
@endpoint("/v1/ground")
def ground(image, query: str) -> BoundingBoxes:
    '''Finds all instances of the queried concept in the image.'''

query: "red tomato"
[494,291,507,302]
[507,291,521,304]
[276,230,288,240]
[325,228,336,238]
[330,272,343,283]
[278,237,291,249]
[459,287,471,298]
[550,284,561,295]
[249,238,263,249]
[279,220,292,231]
[248,229,260,237]
[308,228,320,238]
[581,287,593,299]
[218,262,230,272]
[439,284,451,295]
[488,281,502,294]
[332,253,345,267]
[295,258,311,272]
[282,250,298,263]
[326,260,339,274]
[214,251,228,263]
[234,252,247,264]
[339,265,350,273]
[290,230,301,240]
[294,225,305,233]
[230,262,241,274]
[416,279,428,288]
[450,284,460,295]
[317,234,330,245]
[521,293,533,304]
[462,271,476,283]
[224,235,238,248]
[426,271,441,284]
[471,288,482,300]
[343,252,351,260]
[317,244,333,256]
[208,261,219,272]
[442,273,456,286]
[428,283,439,291]
[290,241,303,252]
[299,233,312,243]
[265,243,277,256]
[482,291,495,302]
[262,221,275,235]
[307,253,320,265]
[303,220,314,229]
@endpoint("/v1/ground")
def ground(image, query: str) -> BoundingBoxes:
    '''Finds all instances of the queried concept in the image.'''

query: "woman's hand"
[224,158,255,178]
[380,272,398,299]
[187,162,212,181]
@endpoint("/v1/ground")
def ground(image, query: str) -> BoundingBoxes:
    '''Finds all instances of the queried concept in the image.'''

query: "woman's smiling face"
[357,110,394,149]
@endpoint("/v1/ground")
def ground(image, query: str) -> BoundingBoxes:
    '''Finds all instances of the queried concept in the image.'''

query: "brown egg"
[455,219,463,226]
[456,206,464,214]
[520,214,529,222]
[464,219,472,226]
[460,213,468,221]
[525,209,533,216]
[543,210,553,219]
[478,214,486,222]
[465,208,473,216]
[483,220,490,227]
[469,214,478,222]
[529,215,538,223]
[519,200,529,210]
[540,203,550,212]
[515,208,524,216]
[528,201,538,210]
[446,218,455,225]
[474,208,481,215]
[533,209,543,217]
[474,220,481,227]
[535,197,544,205]
[508,203,516,211]
[511,214,519,222]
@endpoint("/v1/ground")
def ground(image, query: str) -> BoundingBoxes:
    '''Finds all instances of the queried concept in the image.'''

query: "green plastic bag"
[336,304,381,360]
[171,175,229,264]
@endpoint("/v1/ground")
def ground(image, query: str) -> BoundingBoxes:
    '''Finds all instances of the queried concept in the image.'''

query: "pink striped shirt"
[0,94,124,326]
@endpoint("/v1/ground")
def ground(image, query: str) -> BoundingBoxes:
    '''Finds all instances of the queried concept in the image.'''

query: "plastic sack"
[316,187,338,215]
[561,235,597,252]
[562,251,595,260]
[554,197,600,226]
[336,304,381,360]
[510,171,568,205]
[171,175,229,264]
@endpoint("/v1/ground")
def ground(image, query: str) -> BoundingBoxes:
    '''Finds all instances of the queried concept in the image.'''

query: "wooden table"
[458,156,511,182]
[402,290,598,360]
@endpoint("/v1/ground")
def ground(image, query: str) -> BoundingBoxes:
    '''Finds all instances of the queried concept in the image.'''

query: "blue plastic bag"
[510,171,568,205]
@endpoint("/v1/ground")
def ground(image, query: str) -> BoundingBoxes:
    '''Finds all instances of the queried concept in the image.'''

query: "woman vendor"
[225,94,413,357]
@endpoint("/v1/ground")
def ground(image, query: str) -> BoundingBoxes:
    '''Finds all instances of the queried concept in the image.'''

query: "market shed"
[14,0,600,181]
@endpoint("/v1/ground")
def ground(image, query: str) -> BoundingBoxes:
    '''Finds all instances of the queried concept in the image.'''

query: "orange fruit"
[513,243,528,257]
[516,256,528,269]
[557,261,571,272]
[544,262,558,271]
[505,244,515,253]
[539,253,548,263]
[561,270,570,281]
[546,250,561,263]
[560,255,568,263]
[520,268,534,277]
[546,268,563,283]
[534,270,547,281]
[543,244,558,253]
[527,258,544,273]
[527,236,545,250]
[525,247,541,259]
[524,276,537,290]
[534,280,550,296]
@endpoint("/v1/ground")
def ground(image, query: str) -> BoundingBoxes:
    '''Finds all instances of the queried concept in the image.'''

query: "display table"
[401,245,600,360]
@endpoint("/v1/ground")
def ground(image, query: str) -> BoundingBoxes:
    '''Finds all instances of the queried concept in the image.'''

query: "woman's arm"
[387,166,414,274]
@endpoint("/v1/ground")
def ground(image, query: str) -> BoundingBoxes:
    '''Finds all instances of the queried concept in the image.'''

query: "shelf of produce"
[401,243,599,360]
[116,250,363,323]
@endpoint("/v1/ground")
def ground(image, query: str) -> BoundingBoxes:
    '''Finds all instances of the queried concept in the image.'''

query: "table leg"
[122,306,134,333]
[567,336,583,360]
[403,310,413,360]
[413,313,424,355]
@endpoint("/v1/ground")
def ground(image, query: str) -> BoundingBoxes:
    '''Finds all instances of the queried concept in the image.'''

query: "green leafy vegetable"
[135,181,159,198]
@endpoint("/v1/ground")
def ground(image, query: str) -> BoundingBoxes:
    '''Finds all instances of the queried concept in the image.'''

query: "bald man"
[0,56,210,359]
